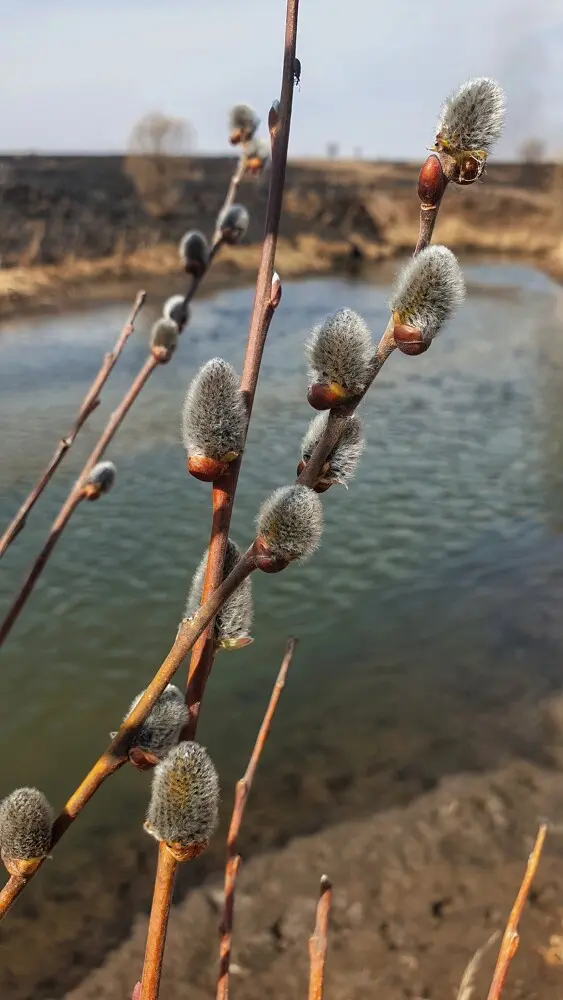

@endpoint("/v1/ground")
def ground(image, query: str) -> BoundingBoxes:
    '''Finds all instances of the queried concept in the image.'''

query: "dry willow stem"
[211,153,248,246]
[0,145,252,650]
[185,0,300,734]
[0,290,146,561]
[486,824,547,1000]
[0,352,159,649]
[138,6,300,993]
[216,637,297,1000]
[138,845,178,1000]
[308,875,333,1000]
[0,546,257,918]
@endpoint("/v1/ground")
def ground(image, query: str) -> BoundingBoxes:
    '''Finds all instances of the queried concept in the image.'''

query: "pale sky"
[0,0,562,158]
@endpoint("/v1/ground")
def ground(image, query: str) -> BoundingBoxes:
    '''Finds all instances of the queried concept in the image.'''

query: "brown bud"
[307,381,349,410]
[252,536,291,574]
[229,128,243,146]
[246,156,264,174]
[313,480,333,494]
[2,855,44,878]
[271,273,282,309]
[393,323,429,356]
[439,151,485,186]
[128,748,160,771]
[418,154,447,205]
[151,344,175,364]
[296,459,306,477]
[187,456,229,482]
[164,838,209,863]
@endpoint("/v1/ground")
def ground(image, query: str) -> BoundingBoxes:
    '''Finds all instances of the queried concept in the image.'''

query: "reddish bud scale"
[128,748,160,771]
[151,345,175,364]
[187,455,230,482]
[418,154,447,205]
[296,459,334,494]
[307,381,350,411]
[271,277,282,309]
[252,536,291,574]
[393,323,430,356]
[184,259,207,279]
[82,483,102,501]
[2,855,43,878]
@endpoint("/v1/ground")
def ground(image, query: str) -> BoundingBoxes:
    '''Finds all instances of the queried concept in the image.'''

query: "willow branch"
[485,824,547,1000]
[0,291,146,560]
[217,637,297,1000]
[297,316,397,490]
[211,153,248,246]
[138,844,178,1000]
[0,352,160,649]
[308,875,333,1000]
[0,546,256,918]
[185,0,300,733]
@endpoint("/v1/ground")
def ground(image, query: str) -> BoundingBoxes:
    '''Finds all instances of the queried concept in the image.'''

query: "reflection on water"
[1,261,563,996]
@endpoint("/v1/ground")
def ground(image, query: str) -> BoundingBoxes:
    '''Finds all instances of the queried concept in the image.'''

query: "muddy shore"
[67,756,563,1000]
[0,156,562,320]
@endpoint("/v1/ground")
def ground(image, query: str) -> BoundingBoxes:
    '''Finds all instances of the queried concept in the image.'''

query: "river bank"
[0,156,562,319]
[67,752,563,1000]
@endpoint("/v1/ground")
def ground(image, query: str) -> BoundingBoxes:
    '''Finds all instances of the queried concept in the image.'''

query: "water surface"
[1,261,563,996]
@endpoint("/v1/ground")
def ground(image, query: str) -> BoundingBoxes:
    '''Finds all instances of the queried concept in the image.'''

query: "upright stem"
[217,638,297,1000]
[0,291,146,560]
[0,354,158,650]
[185,0,300,731]
[308,876,333,1000]
[486,824,547,1000]
[139,845,178,1000]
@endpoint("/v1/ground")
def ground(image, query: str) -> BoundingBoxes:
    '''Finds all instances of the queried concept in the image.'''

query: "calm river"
[1,261,563,997]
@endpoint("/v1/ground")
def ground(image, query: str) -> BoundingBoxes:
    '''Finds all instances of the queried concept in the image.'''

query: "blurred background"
[2,2,563,1000]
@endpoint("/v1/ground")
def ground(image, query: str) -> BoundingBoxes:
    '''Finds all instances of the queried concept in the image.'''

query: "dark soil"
[66,758,563,1000]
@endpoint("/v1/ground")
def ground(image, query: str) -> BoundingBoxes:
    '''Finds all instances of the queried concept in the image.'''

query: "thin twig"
[0,545,256,918]
[0,353,159,649]
[457,932,500,1000]
[486,824,548,1000]
[308,875,333,1000]
[0,291,146,560]
[185,0,299,735]
[217,637,297,1000]
[212,154,248,246]
[139,844,178,1000]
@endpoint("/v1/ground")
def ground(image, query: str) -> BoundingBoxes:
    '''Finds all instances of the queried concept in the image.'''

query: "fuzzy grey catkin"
[125,685,188,758]
[186,539,253,650]
[306,308,373,394]
[0,788,53,861]
[229,104,259,136]
[84,460,116,495]
[245,138,271,165]
[217,204,249,244]
[145,742,220,848]
[182,358,246,461]
[163,294,189,330]
[436,78,505,152]
[150,317,179,355]
[390,246,465,344]
[179,230,209,270]
[257,485,324,562]
[302,413,365,487]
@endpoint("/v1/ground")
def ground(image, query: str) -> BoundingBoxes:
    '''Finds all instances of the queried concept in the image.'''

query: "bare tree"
[519,138,546,163]
[124,112,196,217]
